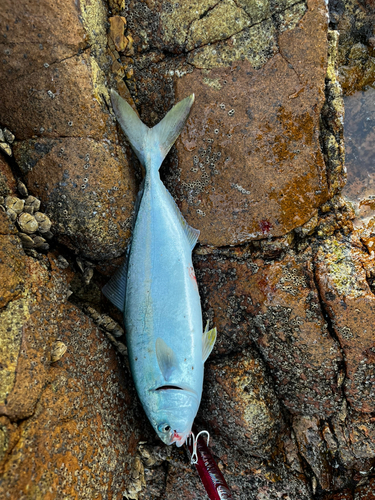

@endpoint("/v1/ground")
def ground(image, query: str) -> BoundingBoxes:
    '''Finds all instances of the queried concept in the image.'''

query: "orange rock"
[0,249,142,497]
[109,16,128,53]
[168,0,330,245]
[0,229,25,309]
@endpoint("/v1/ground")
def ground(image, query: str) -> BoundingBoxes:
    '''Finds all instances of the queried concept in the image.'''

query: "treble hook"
[187,430,210,464]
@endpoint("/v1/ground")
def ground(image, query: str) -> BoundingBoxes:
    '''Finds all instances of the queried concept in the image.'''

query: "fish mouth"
[154,385,198,397]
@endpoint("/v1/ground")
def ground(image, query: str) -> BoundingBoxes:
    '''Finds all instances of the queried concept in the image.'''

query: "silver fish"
[103,90,217,446]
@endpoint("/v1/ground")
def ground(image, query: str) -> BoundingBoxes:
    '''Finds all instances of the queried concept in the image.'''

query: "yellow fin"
[202,321,217,363]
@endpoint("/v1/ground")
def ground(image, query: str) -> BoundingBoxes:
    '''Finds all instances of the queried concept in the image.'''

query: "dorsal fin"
[202,321,217,363]
[155,338,179,381]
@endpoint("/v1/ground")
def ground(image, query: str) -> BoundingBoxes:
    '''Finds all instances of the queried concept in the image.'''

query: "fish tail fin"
[111,89,194,174]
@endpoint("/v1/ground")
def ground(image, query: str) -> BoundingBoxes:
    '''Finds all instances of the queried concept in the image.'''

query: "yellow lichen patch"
[185,0,251,51]
[108,0,125,14]
[236,0,271,23]
[160,0,218,49]
[89,57,110,107]
[188,19,277,70]
[317,238,366,298]
[202,76,222,90]
[0,298,30,404]
[80,0,108,66]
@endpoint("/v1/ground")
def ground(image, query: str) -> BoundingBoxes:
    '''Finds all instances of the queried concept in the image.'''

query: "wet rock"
[341,87,375,226]
[201,349,283,459]
[14,137,137,260]
[315,237,375,412]
[195,248,343,417]
[330,0,375,95]
[293,415,332,490]
[0,251,143,498]
[126,0,331,246]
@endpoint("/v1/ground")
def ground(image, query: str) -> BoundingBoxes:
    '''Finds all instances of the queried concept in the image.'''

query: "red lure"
[187,428,233,500]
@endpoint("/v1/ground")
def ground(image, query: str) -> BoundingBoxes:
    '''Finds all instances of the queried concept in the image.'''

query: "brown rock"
[128,0,330,246]
[14,137,137,260]
[323,491,354,500]
[330,402,375,472]
[0,0,112,141]
[201,349,283,458]
[0,156,16,196]
[293,415,332,490]
[1,53,113,141]
[315,237,375,412]
[354,477,375,499]
[172,0,329,246]
[195,248,343,417]
[109,16,128,52]
[0,251,143,497]
[0,233,25,310]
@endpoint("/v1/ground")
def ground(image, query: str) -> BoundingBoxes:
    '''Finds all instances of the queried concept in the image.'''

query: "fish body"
[103,90,216,446]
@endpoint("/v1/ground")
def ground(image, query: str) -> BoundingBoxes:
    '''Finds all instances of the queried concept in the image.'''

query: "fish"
[103,89,217,447]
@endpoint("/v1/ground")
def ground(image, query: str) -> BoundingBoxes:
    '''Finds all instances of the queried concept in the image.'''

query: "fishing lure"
[103,90,217,447]
[187,428,233,500]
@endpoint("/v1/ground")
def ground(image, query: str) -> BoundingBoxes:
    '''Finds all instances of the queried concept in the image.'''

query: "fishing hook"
[188,430,210,464]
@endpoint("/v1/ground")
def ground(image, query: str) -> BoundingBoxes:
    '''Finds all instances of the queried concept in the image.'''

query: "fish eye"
[158,423,171,433]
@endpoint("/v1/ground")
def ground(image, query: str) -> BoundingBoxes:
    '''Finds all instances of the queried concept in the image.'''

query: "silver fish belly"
[103,90,216,446]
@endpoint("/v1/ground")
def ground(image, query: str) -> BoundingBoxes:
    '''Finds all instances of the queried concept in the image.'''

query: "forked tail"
[111,89,194,174]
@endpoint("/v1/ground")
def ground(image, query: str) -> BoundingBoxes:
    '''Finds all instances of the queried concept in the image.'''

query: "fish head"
[149,386,200,447]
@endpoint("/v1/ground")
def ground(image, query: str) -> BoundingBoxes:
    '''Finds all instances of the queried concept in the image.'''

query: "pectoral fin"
[156,338,179,381]
[202,321,217,363]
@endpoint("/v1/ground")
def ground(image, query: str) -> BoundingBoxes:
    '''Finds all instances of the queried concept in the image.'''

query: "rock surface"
[0,0,138,261]
[127,0,332,246]
[1,0,375,499]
